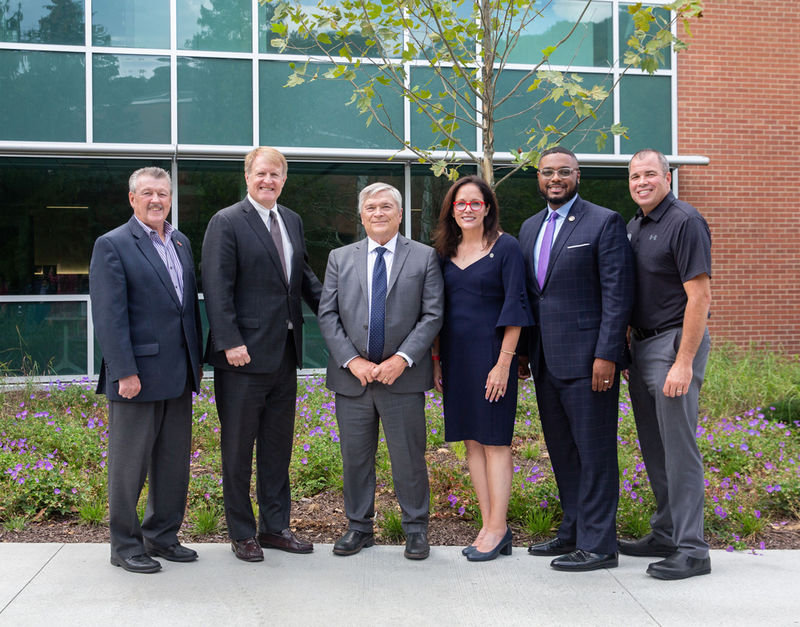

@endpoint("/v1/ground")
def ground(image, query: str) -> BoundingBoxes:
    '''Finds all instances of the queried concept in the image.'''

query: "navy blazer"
[518,195,634,380]
[201,198,322,373]
[90,216,204,402]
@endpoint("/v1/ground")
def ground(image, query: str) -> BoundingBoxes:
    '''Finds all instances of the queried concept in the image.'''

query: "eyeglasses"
[453,200,486,212]
[538,167,577,179]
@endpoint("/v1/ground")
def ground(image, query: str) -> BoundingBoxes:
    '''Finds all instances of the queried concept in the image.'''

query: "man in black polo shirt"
[621,149,712,580]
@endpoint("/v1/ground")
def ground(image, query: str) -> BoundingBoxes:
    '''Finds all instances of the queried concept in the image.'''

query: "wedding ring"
[603,379,610,383]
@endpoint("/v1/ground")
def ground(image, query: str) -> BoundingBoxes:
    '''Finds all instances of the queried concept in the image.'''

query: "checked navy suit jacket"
[518,195,634,380]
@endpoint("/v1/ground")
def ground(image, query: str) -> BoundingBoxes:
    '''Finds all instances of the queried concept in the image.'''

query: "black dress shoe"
[404,532,430,560]
[145,542,198,562]
[550,549,618,571]
[647,552,711,580]
[231,537,264,562]
[258,528,313,554]
[528,536,576,556]
[110,553,161,574]
[467,527,513,562]
[618,533,677,558]
[333,529,375,556]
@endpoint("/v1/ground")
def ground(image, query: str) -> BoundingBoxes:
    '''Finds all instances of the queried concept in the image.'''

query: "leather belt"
[631,324,681,341]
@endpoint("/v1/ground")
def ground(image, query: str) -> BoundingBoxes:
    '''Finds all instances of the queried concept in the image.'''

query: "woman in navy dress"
[432,175,532,561]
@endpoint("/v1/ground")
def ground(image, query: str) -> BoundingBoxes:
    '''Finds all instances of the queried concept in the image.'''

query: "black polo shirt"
[627,191,711,330]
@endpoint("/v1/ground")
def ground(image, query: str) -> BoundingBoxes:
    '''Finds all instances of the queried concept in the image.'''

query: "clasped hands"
[348,354,407,387]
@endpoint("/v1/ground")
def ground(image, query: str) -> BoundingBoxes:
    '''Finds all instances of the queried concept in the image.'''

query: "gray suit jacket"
[318,234,444,397]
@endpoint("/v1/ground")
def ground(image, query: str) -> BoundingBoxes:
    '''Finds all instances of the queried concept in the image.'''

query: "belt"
[631,324,681,341]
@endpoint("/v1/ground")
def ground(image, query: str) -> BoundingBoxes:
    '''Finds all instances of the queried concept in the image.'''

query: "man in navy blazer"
[90,167,204,573]
[518,147,634,571]
[202,147,322,562]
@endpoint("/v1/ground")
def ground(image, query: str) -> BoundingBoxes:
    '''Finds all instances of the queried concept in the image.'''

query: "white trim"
[0,142,710,166]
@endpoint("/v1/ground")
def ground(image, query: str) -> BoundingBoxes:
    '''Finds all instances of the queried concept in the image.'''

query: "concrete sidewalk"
[0,544,797,626]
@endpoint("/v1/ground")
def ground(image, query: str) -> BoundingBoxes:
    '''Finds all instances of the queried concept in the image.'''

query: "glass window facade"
[0,0,84,45]
[178,57,252,145]
[0,0,679,377]
[92,0,170,48]
[0,50,85,141]
[93,54,171,144]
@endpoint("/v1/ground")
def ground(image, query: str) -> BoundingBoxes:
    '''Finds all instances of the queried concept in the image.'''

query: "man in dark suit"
[318,182,443,560]
[202,147,322,562]
[518,147,634,571]
[90,166,204,574]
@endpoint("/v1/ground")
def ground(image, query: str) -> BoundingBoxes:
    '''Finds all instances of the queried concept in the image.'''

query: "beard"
[538,179,579,207]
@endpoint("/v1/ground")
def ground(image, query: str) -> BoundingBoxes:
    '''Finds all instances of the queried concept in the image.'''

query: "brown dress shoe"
[231,537,264,562]
[258,528,313,554]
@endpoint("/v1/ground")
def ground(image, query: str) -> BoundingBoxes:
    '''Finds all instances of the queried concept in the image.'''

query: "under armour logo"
[649,234,658,241]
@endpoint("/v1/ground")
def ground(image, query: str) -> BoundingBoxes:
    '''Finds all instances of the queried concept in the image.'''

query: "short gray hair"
[129,167,171,193]
[358,182,402,214]
[629,149,670,174]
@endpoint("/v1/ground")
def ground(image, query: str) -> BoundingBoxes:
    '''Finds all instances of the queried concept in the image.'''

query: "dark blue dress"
[440,233,532,445]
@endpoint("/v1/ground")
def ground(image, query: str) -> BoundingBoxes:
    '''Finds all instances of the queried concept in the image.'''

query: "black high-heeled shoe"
[466,527,512,562]
[461,545,476,556]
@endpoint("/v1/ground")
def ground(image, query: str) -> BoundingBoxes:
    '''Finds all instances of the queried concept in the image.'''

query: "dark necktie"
[269,209,288,281]
[536,211,559,289]
[368,247,387,363]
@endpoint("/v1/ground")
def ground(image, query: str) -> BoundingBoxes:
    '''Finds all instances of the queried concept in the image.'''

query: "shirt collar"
[547,193,578,219]
[636,191,675,223]
[247,193,277,213]
[134,215,173,240]
[368,233,399,255]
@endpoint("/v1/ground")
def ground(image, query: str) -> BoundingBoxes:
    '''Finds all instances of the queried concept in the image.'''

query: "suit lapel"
[174,232,194,309]
[527,210,547,292]
[354,238,369,304]
[128,217,181,309]
[387,235,409,294]
[279,205,302,288]
[242,199,288,289]
[543,196,585,287]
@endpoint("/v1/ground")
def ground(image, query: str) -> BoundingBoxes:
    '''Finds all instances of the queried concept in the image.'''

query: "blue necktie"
[368,247,387,363]
[537,211,559,289]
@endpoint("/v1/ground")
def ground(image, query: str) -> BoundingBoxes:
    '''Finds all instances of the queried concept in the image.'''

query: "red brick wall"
[676,1,800,353]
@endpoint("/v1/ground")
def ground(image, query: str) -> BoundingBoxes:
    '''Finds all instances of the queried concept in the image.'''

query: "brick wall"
[676,1,800,353]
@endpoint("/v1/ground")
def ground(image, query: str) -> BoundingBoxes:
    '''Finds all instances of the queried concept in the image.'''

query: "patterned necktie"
[269,209,288,281]
[536,211,559,289]
[368,247,387,363]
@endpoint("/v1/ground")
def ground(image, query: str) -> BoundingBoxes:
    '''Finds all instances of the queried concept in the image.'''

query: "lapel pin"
[489,253,494,258]
[568,216,575,222]
[175,241,182,246]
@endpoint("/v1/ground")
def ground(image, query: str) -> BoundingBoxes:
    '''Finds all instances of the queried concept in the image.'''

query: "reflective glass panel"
[619,3,671,70]
[619,75,671,155]
[0,0,84,44]
[493,69,613,156]
[507,0,612,67]
[0,157,170,295]
[93,54,170,144]
[259,0,401,55]
[178,57,252,145]
[178,0,251,52]
[0,50,85,141]
[409,66,477,153]
[92,0,169,48]
[0,301,87,376]
[260,61,402,149]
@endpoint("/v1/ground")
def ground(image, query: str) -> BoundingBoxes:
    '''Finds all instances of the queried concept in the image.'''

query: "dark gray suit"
[90,216,203,559]
[202,198,321,540]
[318,234,443,533]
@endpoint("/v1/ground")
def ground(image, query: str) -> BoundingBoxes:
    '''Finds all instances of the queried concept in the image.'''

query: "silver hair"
[629,149,670,174]
[129,167,172,193]
[358,182,402,214]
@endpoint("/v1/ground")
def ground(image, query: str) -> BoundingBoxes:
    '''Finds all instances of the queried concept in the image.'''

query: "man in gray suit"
[318,182,444,560]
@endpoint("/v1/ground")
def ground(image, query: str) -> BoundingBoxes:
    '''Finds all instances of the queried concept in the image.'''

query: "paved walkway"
[0,544,797,626]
